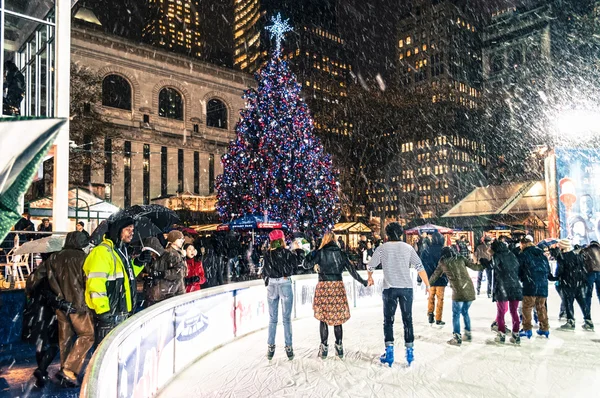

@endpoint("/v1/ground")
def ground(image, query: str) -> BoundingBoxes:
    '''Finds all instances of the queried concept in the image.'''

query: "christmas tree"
[216,14,340,233]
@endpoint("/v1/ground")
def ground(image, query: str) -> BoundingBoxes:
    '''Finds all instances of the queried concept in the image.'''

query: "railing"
[80,270,423,398]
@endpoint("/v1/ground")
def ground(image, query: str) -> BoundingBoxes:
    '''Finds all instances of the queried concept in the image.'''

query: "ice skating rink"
[159,287,600,398]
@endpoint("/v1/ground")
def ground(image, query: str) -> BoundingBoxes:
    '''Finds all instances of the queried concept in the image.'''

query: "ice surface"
[159,287,600,397]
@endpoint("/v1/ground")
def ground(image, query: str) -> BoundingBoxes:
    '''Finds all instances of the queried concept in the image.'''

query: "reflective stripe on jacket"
[83,238,144,315]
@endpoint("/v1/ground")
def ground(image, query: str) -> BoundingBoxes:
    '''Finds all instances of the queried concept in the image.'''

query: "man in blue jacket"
[517,238,551,338]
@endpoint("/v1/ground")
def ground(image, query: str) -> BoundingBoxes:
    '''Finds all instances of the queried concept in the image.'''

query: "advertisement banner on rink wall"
[174,292,235,373]
[555,147,600,244]
[234,286,269,337]
[117,310,175,398]
[354,271,383,308]
[295,277,317,318]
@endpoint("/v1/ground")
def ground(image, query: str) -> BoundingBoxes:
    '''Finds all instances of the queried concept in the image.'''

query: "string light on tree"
[216,15,340,233]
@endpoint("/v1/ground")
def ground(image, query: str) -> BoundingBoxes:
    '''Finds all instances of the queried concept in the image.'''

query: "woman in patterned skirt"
[311,231,371,359]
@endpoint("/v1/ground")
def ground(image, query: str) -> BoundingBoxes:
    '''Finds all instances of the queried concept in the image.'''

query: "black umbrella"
[90,205,179,245]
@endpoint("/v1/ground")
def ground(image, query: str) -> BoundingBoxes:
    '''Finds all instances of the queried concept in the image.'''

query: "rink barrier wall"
[80,270,425,398]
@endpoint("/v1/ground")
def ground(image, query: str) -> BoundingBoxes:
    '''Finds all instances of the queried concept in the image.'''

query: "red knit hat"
[269,229,285,241]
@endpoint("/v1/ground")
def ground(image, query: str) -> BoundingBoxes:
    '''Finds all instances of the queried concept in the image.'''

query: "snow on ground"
[159,287,600,398]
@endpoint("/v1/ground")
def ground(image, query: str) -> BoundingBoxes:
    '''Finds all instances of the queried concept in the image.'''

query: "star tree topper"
[265,13,293,56]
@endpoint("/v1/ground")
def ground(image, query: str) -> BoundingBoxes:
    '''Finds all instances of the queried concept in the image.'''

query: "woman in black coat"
[490,240,523,344]
[310,232,371,359]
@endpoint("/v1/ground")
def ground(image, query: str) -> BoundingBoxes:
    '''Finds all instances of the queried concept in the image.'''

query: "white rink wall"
[80,269,432,398]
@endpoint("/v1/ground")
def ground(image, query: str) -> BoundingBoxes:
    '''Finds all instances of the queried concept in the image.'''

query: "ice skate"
[380,344,394,367]
[435,320,446,327]
[510,332,521,345]
[494,332,506,344]
[560,319,575,331]
[582,320,595,332]
[536,329,550,338]
[334,343,344,359]
[406,346,414,366]
[285,346,294,360]
[447,333,462,346]
[490,321,498,332]
[266,344,276,360]
[519,329,532,339]
[463,330,472,342]
[428,312,434,324]
[318,343,328,359]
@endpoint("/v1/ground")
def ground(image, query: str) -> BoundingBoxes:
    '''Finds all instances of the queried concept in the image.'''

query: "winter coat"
[420,239,447,287]
[474,243,492,265]
[146,245,187,303]
[185,257,206,293]
[262,246,300,286]
[310,242,368,286]
[46,231,90,313]
[22,262,59,345]
[583,242,600,273]
[84,238,144,315]
[457,241,470,257]
[202,250,226,288]
[554,250,588,291]
[490,244,523,302]
[517,244,551,297]
[429,255,483,302]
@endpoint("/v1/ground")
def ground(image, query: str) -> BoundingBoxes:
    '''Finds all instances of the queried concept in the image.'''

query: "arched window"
[158,87,184,120]
[102,75,132,110]
[206,99,228,129]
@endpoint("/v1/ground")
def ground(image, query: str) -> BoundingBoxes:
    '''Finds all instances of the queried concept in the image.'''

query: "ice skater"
[367,223,430,367]
[429,246,485,346]
[310,232,371,359]
[262,229,300,360]
[489,240,523,344]
[421,232,447,326]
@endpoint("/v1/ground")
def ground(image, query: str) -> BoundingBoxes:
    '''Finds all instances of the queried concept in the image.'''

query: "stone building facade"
[70,24,254,209]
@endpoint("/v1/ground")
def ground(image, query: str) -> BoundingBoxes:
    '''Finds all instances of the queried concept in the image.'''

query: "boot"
[380,344,394,367]
[266,344,276,360]
[519,329,532,339]
[56,369,79,388]
[447,333,462,346]
[510,332,521,345]
[463,330,472,342]
[536,329,550,338]
[560,319,575,330]
[582,320,595,331]
[285,346,294,360]
[406,346,414,366]
[490,321,498,332]
[436,320,445,326]
[428,313,434,324]
[335,343,344,359]
[33,369,49,388]
[495,332,506,344]
[318,343,328,359]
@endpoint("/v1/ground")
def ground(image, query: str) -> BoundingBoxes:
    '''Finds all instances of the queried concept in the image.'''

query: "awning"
[443,181,547,218]
[191,224,221,232]
[333,222,371,233]
[27,187,120,220]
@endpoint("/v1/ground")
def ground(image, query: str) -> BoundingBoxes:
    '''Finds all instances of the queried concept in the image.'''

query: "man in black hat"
[83,217,152,342]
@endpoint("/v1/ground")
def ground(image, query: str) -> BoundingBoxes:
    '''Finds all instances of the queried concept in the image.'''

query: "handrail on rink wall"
[80,269,421,398]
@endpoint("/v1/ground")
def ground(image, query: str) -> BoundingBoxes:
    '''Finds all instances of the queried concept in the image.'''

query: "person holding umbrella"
[83,217,152,342]
[145,230,188,306]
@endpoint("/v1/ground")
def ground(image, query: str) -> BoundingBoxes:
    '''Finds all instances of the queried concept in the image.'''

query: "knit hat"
[269,229,285,242]
[558,238,572,251]
[525,235,534,242]
[167,230,184,243]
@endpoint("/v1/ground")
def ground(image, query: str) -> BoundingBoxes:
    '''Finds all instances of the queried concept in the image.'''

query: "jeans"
[267,277,293,347]
[496,300,520,334]
[563,287,590,322]
[383,288,414,347]
[477,268,492,294]
[428,286,445,321]
[586,272,600,316]
[452,301,472,335]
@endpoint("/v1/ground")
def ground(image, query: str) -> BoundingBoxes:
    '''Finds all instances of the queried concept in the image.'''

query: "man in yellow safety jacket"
[84,217,151,342]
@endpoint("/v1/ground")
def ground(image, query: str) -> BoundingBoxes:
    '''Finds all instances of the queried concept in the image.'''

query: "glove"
[185,276,201,284]
[151,270,165,279]
[134,250,153,267]
[57,299,77,314]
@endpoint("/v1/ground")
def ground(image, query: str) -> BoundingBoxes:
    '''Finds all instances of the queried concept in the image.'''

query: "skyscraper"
[233,0,263,73]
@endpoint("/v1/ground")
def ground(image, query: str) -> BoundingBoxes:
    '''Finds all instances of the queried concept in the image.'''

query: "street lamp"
[555,109,600,142]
